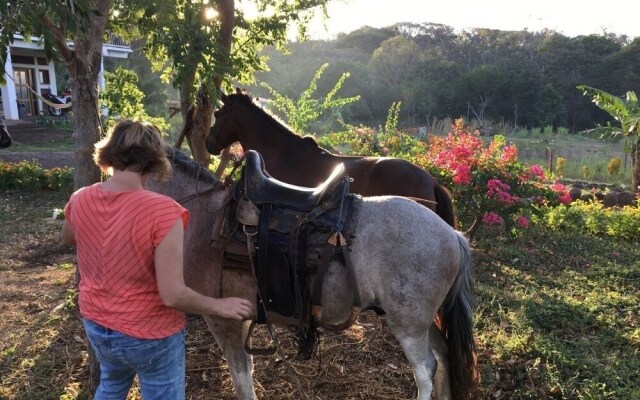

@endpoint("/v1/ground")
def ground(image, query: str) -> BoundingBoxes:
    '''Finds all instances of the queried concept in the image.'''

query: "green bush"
[607,157,622,175]
[607,205,640,241]
[100,67,169,131]
[0,161,73,192]
[542,200,640,242]
[555,157,566,177]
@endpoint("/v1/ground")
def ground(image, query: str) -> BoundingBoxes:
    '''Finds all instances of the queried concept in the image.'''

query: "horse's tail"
[434,183,458,230]
[441,232,478,399]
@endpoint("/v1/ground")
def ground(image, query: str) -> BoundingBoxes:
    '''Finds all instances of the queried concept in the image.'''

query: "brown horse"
[205,90,457,228]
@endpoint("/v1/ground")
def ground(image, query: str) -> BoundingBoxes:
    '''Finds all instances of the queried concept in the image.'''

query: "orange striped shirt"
[65,183,189,339]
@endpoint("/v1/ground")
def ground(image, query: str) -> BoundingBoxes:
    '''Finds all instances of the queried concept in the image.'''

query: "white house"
[1,35,131,121]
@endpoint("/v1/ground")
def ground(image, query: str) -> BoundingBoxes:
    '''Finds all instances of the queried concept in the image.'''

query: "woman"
[62,119,253,399]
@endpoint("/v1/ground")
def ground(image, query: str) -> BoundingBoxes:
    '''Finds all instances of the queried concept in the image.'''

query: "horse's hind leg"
[430,323,452,400]
[390,324,437,400]
[204,316,257,400]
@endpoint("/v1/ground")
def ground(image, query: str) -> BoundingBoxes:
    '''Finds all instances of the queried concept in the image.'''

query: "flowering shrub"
[414,119,570,237]
[321,116,572,238]
[543,199,640,242]
[0,160,73,192]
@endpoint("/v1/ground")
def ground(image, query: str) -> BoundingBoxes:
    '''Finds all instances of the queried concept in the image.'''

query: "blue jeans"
[82,319,185,400]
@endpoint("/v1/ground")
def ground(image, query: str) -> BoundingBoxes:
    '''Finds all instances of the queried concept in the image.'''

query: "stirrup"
[244,320,278,356]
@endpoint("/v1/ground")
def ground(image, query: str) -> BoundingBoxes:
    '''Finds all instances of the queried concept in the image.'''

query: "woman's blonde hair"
[93,119,171,180]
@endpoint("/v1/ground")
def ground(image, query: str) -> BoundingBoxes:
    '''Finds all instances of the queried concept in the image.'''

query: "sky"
[301,0,640,40]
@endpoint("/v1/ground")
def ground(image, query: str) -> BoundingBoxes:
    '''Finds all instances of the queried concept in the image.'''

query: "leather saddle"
[240,149,347,212]
[213,150,360,358]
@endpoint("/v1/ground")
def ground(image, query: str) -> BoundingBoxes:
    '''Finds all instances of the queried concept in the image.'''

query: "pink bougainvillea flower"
[499,145,518,164]
[550,182,568,192]
[482,211,504,226]
[486,179,517,205]
[558,192,573,205]
[527,164,545,180]
[516,215,530,228]
[452,163,471,185]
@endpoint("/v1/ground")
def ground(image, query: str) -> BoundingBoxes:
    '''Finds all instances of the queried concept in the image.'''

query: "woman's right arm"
[154,219,254,320]
[61,220,76,246]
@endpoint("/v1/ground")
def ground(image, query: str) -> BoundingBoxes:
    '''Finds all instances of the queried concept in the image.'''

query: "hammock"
[5,70,72,109]
[25,83,73,109]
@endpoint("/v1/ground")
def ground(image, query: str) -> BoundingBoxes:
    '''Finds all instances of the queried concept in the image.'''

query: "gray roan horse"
[147,147,477,400]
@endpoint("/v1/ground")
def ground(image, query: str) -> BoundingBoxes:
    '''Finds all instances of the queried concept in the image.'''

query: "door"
[13,68,38,117]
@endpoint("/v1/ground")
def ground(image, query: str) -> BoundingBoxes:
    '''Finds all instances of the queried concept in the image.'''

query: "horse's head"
[147,147,222,201]
[207,89,254,155]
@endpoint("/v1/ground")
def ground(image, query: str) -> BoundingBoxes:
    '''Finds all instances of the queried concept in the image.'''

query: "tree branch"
[40,15,74,62]
[215,0,234,89]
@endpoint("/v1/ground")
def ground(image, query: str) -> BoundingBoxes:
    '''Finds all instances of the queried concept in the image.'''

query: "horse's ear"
[235,87,243,95]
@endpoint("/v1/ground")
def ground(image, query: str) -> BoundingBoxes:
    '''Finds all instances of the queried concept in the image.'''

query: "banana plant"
[577,84,640,193]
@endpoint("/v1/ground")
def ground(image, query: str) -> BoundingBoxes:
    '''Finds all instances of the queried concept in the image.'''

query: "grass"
[472,226,639,399]
[34,115,74,132]
[6,138,75,152]
[504,129,630,185]
[1,188,638,399]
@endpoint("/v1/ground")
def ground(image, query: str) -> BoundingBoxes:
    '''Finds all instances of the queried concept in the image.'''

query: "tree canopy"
[1,0,333,183]
[250,24,640,133]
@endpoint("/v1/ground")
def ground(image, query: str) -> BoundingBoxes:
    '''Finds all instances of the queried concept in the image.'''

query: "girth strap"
[256,203,272,324]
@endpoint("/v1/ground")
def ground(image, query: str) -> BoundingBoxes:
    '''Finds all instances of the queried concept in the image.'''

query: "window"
[39,70,50,84]
[11,55,34,64]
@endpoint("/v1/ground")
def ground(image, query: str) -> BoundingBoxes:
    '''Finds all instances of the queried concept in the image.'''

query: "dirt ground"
[0,119,74,168]
[0,127,422,399]
[0,189,420,399]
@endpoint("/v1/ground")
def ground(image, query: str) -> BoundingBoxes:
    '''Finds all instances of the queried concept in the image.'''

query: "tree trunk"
[180,0,235,166]
[188,91,213,165]
[69,61,102,189]
[65,2,111,394]
[632,141,639,194]
[208,0,235,171]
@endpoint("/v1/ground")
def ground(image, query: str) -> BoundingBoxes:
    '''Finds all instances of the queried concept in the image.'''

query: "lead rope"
[244,227,310,400]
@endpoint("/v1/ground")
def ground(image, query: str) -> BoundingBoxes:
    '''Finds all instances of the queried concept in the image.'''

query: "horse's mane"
[227,92,329,153]
[165,146,219,186]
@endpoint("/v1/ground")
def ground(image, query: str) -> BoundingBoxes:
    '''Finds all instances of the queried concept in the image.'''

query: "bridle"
[167,147,225,206]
